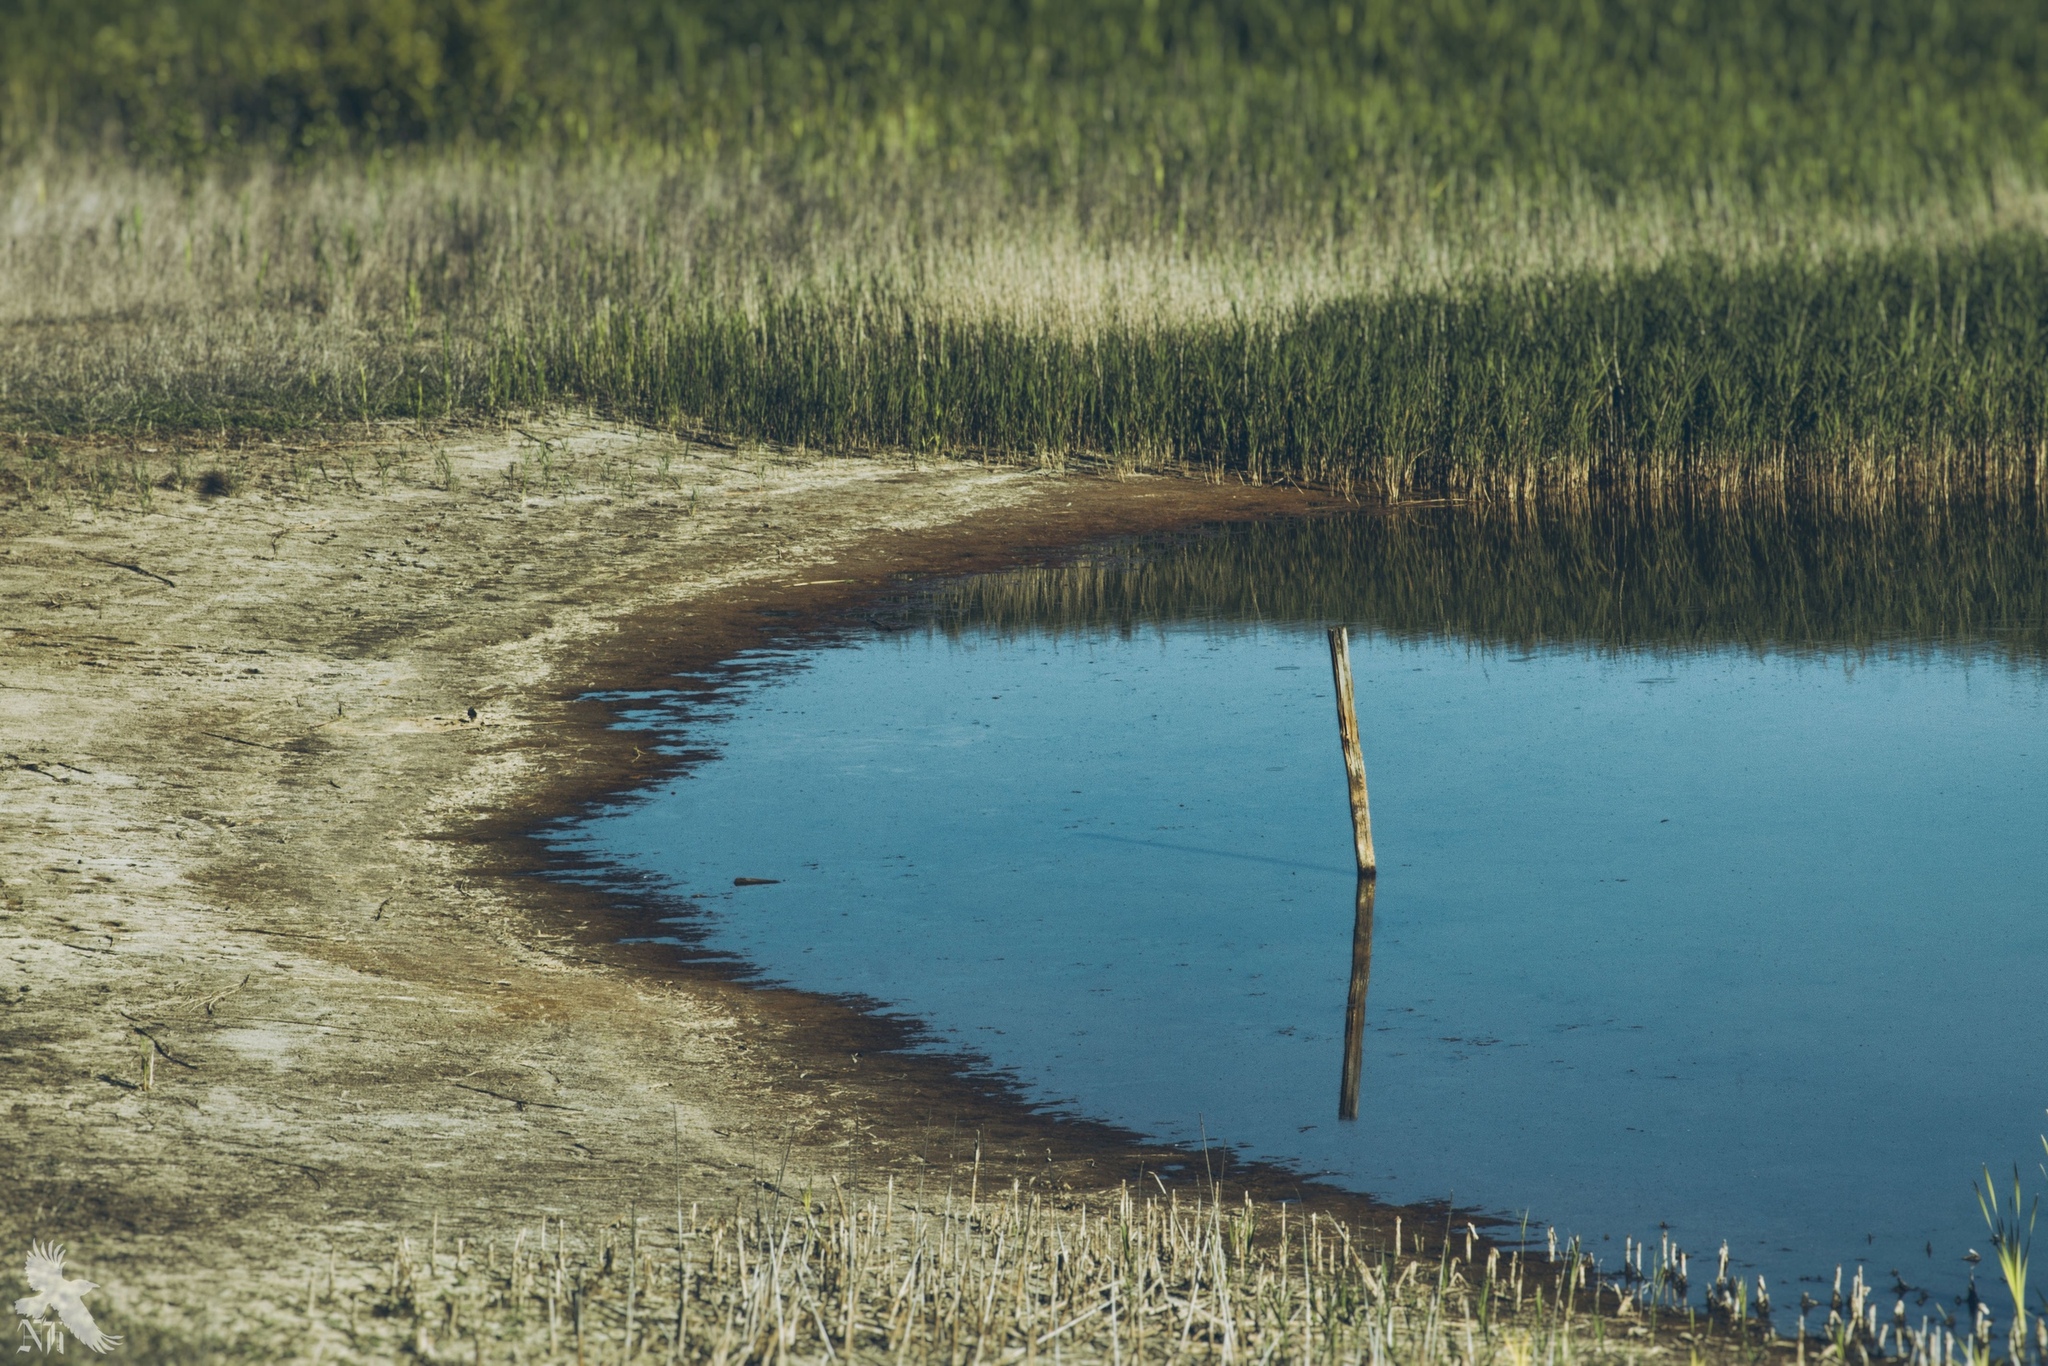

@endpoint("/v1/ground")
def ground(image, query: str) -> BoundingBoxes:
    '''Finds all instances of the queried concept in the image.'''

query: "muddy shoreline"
[1,423,1468,1354]
[464,462,1383,1202]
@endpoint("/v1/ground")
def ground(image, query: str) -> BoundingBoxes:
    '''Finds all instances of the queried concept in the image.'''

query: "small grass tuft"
[1978,1163,2039,1361]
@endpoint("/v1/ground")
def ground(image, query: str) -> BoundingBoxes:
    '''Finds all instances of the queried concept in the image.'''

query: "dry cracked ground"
[0,422,1349,1358]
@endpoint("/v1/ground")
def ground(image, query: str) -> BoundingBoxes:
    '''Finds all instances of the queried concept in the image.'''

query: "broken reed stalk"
[1326,626,1377,878]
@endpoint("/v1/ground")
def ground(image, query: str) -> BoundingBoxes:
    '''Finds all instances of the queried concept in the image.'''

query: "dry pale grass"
[8,151,2048,437]
[296,1181,1855,1366]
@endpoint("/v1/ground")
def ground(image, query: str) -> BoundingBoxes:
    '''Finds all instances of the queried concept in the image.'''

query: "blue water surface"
[563,594,2048,1309]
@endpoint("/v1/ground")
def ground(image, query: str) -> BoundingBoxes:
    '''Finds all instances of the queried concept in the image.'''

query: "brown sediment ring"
[461,474,1478,1234]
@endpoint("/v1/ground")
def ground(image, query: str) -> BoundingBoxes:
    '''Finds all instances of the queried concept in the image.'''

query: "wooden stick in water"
[1338,872,1376,1121]
[1326,626,1377,877]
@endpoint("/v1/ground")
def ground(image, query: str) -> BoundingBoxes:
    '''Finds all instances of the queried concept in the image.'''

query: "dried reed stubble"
[342,1185,1822,1366]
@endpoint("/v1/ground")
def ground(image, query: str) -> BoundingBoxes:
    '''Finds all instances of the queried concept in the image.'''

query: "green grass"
[9,2,2048,492]
[11,0,2048,200]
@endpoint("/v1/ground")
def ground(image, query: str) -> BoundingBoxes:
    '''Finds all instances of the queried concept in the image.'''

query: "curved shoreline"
[1,424,1439,1353]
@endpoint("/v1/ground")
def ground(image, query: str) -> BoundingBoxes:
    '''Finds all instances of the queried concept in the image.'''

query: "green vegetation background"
[11,0,2048,193]
[8,1,2048,490]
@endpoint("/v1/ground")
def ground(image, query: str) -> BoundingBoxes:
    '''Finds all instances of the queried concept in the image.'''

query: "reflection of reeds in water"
[924,493,2048,665]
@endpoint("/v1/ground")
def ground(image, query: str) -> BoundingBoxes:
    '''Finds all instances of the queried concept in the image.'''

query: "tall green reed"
[508,233,2048,494]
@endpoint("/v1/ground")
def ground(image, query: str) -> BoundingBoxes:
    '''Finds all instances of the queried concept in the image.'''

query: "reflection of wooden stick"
[1339,874,1376,1121]
[1326,627,1377,877]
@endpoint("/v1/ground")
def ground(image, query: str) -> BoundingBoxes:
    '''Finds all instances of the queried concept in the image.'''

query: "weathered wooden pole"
[1326,626,1377,878]
[1338,872,1376,1121]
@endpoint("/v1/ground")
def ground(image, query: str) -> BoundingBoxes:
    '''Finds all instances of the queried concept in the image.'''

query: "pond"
[560,497,2048,1319]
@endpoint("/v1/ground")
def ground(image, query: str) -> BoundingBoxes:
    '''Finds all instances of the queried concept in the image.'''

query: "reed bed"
[10,0,2048,494]
[921,494,2048,664]
[314,1182,1901,1366]
[9,151,2048,498]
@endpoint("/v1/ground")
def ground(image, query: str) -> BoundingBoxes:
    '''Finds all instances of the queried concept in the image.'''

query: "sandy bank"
[1,422,1367,1355]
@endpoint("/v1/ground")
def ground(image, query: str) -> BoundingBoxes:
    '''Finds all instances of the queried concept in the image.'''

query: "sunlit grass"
[12,2,2048,491]
[8,153,2048,497]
